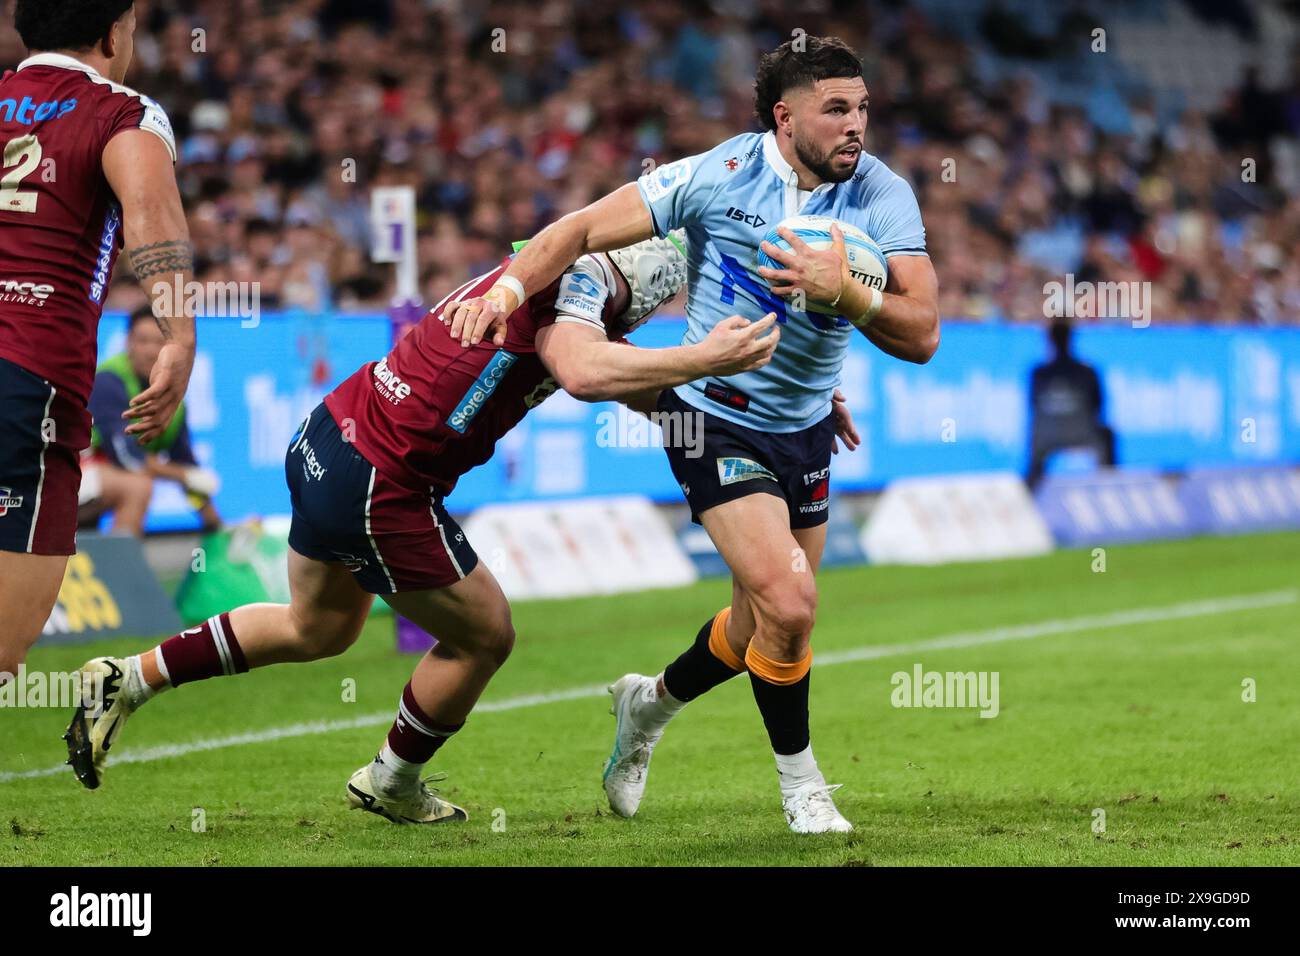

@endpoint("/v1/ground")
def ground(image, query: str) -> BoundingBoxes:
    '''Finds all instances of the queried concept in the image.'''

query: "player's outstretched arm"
[103,130,196,444]
[535,314,780,404]
[444,183,655,348]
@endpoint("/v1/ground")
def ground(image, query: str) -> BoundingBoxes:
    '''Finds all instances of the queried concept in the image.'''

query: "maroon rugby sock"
[386,682,463,764]
[156,613,249,687]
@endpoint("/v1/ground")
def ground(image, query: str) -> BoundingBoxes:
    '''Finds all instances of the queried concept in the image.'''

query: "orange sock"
[706,607,745,672]
[744,643,811,685]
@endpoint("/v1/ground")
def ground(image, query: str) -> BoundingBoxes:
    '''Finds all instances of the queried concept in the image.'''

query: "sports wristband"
[849,286,884,328]
[490,275,526,310]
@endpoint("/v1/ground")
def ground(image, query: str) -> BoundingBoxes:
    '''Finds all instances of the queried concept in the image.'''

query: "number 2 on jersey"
[1,134,42,214]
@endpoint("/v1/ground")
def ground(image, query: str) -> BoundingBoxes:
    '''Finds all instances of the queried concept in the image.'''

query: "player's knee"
[477,613,515,670]
[291,613,361,661]
[757,577,817,646]
[123,472,154,505]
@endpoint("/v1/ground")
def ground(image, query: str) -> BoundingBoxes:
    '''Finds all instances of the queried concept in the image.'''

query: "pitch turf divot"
[1,588,1294,784]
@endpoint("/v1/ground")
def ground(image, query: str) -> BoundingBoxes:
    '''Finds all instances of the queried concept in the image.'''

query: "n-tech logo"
[298,437,326,482]
[447,351,518,433]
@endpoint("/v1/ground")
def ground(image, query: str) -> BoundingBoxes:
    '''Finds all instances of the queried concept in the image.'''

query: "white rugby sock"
[371,743,422,794]
[630,674,685,734]
[124,655,168,709]
[775,744,822,793]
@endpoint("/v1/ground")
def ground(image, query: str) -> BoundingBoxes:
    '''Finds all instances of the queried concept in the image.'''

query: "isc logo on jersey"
[372,356,411,404]
[0,278,53,306]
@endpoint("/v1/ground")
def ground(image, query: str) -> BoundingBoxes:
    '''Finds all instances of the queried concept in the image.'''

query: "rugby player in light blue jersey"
[446,35,939,834]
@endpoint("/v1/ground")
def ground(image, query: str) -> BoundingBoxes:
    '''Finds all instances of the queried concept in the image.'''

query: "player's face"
[787,77,868,185]
[127,319,164,379]
[107,7,136,83]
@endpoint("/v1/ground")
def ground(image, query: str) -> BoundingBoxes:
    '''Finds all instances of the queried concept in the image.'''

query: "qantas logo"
[0,96,77,125]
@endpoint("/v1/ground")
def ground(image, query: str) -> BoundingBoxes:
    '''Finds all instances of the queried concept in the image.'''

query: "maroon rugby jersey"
[325,254,630,497]
[0,53,176,404]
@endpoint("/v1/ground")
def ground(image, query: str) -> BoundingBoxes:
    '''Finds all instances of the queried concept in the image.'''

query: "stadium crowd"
[1,0,1295,324]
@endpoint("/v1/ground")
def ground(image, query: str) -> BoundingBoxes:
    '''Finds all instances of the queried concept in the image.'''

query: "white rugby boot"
[782,779,854,834]
[346,761,467,825]
[64,657,137,790]
[602,673,666,817]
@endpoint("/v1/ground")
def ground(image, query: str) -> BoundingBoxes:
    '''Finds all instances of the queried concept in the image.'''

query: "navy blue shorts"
[0,355,89,556]
[285,405,478,594]
[658,388,834,529]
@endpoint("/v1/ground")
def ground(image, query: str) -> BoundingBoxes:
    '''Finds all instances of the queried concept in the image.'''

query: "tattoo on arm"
[129,240,193,338]
[129,239,193,283]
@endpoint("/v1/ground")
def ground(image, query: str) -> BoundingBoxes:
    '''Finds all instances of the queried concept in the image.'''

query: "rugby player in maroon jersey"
[0,2,194,681]
[68,235,820,826]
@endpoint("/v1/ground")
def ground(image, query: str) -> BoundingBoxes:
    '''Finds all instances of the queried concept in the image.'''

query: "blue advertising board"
[95,314,1300,531]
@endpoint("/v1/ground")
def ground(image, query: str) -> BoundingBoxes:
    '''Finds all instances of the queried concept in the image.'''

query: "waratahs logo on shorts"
[716,457,776,486]
[0,487,24,517]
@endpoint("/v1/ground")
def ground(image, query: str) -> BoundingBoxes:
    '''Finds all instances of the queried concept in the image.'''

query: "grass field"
[1,531,1297,866]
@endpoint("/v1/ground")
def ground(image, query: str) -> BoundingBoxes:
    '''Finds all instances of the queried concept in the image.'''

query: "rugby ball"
[756,215,887,315]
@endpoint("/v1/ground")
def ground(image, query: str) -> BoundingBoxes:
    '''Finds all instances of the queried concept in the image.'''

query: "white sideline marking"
[1,588,1294,784]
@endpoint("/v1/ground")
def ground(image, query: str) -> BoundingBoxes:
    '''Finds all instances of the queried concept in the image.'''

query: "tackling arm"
[534,314,780,404]
[445,184,656,347]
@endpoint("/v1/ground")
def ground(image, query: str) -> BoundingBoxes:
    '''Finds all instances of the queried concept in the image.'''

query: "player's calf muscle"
[0,552,67,671]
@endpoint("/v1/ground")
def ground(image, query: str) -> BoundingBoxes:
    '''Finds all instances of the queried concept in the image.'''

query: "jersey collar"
[761,130,835,218]
[16,52,103,77]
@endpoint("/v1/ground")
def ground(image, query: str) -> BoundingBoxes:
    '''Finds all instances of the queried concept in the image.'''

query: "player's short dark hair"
[14,0,134,53]
[754,35,864,132]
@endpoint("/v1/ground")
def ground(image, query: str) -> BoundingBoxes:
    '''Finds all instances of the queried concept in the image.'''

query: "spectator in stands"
[1026,321,1116,488]
[3,0,1286,325]
[81,308,222,536]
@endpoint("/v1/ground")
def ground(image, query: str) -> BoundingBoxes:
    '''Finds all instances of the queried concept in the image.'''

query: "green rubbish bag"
[173,518,392,626]
[174,521,291,626]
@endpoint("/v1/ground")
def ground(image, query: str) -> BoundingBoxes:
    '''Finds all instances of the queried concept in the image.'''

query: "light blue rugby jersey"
[636,130,927,432]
